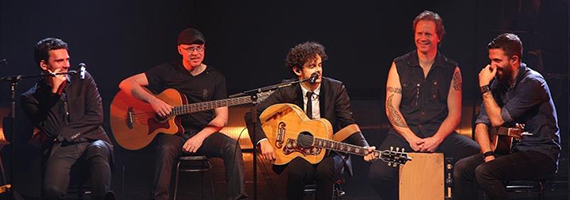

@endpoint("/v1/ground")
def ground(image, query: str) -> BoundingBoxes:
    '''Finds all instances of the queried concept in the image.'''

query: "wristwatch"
[483,151,495,158]
[480,85,491,94]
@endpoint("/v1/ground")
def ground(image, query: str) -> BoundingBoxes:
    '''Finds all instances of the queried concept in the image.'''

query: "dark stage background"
[0,0,568,199]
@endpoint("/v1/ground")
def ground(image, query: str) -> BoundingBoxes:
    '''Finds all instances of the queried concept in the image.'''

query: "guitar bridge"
[127,107,134,129]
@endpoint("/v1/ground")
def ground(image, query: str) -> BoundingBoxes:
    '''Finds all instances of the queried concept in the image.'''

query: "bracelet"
[482,151,495,158]
[480,85,491,94]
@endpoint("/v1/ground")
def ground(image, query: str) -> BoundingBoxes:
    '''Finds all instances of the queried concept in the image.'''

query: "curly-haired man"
[245,41,375,199]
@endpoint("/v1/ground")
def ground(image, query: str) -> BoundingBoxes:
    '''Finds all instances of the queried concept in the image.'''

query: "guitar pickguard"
[282,138,322,156]
[275,122,285,148]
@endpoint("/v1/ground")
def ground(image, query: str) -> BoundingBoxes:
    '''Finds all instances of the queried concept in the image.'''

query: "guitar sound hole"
[297,132,314,148]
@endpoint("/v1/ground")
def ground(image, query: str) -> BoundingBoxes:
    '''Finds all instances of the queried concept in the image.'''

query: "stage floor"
[111,152,568,200]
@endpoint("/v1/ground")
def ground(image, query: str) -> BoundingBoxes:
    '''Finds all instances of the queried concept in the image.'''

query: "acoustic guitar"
[260,103,411,166]
[110,88,272,150]
[490,124,530,155]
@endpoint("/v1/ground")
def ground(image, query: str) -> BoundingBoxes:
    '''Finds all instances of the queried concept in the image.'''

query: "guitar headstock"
[376,146,412,167]
[254,90,275,103]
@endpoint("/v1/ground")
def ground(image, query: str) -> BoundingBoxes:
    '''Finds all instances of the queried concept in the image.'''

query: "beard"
[496,63,514,83]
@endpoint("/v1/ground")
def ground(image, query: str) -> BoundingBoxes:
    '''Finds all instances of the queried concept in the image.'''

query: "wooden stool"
[399,153,444,200]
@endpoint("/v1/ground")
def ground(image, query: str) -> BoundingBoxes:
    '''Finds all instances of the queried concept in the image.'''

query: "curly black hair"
[285,41,328,75]
[34,38,68,67]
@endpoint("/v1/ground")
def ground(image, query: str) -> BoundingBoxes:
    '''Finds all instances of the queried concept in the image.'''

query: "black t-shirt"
[145,61,227,133]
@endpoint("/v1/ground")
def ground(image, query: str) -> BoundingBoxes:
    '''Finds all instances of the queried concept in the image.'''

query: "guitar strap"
[332,124,361,142]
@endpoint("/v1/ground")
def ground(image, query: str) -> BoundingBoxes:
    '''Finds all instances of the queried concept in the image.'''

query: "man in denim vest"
[368,11,480,200]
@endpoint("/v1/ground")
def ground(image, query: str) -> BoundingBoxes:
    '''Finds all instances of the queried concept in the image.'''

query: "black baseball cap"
[177,27,206,45]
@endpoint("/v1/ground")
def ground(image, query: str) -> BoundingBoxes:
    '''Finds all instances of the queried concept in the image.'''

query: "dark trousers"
[282,155,344,200]
[42,140,112,200]
[151,133,248,200]
[453,150,556,200]
[368,129,480,200]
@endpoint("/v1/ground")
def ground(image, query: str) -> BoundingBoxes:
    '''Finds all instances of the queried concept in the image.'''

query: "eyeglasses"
[182,46,205,53]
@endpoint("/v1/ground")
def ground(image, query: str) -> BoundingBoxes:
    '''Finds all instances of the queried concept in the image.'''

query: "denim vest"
[394,51,457,137]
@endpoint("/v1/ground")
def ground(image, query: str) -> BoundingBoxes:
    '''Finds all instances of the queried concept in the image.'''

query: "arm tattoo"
[387,87,402,94]
[387,94,408,128]
[452,70,462,91]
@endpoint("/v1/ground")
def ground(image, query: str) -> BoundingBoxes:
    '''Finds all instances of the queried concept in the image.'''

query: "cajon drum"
[399,153,444,200]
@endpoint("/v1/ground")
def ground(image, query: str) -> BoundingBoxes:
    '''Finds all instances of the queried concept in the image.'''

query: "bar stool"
[505,179,549,200]
[303,179,345,200]
[173,155,215,200]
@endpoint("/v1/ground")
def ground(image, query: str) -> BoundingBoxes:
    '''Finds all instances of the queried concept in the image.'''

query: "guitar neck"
[312,137,372,156]
[170,96,253,116]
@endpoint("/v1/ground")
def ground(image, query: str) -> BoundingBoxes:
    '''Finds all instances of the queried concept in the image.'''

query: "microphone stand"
[230,77,310,200]
[0,70,77,200]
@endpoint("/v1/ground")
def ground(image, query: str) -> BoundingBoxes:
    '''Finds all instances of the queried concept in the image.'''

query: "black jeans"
[281,154,345,200]
[453,150,557,200]
[151,133,248,200]
[42,140,112,200]
[368,130,480,200]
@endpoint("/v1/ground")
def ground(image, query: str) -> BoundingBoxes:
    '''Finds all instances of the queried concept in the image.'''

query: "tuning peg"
[396,147,400,152]
[390,146,394,151]
[402,148,405,152]
[387,162,392,167]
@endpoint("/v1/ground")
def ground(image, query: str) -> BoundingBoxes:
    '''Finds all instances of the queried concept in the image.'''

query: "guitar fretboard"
[313,137,372,156]
[170,96,253,116]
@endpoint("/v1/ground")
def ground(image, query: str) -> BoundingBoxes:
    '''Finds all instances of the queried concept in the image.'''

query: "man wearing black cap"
[119,28,248,200]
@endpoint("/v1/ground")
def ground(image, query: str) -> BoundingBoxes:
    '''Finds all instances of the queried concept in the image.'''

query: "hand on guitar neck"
[362,146,377,161]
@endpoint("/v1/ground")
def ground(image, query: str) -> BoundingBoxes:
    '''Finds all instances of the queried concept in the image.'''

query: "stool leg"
[333,183,342,200]
[78,184,83,200]
[209,170,215,200]
[174,161,181,200]
[538,181,544,200]
[200,171,204,199]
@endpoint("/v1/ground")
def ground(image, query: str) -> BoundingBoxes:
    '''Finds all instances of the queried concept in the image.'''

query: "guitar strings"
[128,105,206,120]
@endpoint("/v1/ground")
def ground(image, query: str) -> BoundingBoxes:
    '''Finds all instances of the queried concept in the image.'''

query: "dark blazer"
[244,77,369,174]
[21,71,112,148]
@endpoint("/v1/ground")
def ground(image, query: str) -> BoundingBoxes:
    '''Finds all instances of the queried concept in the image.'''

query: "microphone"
[46,63,86,77]
[79,63,86,79]
[308,72,319,85]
